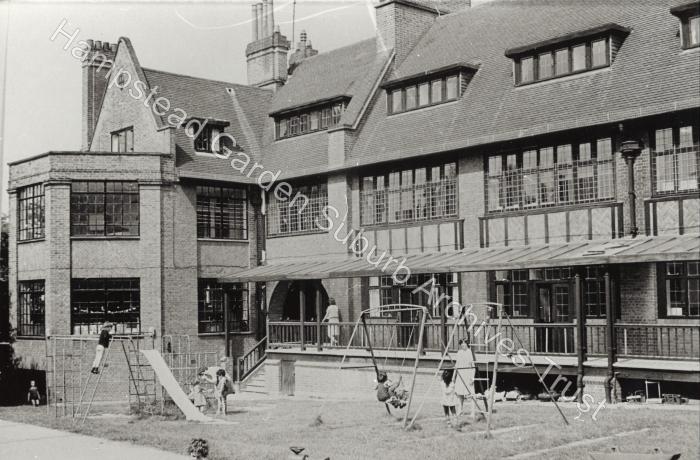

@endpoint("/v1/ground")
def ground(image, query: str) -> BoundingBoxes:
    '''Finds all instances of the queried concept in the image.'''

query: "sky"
[0,0,382,214]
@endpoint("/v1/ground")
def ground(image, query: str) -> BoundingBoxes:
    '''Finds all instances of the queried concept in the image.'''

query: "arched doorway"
[268,280,329,322]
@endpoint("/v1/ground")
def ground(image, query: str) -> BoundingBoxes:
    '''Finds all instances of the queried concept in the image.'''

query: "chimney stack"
[246,0,290,90]
[375,0,468,65]
[288,30,319,75]
[82,39,118,151]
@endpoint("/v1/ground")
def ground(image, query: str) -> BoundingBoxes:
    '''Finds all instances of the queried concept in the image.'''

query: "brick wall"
[89,42,172,153]
[375,0,438,64]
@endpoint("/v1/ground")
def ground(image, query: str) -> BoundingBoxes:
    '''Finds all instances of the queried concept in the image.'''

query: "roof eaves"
[382,62,479,89]
[269,95,351,117]
[670,2,700,17]
[504,23,631,58]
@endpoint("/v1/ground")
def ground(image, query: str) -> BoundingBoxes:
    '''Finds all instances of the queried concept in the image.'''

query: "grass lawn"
[0,396,698,459]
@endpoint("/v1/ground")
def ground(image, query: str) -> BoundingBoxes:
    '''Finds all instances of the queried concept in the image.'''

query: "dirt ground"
[0,396,698,459]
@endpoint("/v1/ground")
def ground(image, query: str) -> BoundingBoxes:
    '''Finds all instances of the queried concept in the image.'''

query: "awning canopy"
[223,235,700,282]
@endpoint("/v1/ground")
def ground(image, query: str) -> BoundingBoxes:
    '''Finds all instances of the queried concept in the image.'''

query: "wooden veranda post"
[299,289,306,351]
[604,271,615,403]
[575,273,585,403]
[315,286,322,352]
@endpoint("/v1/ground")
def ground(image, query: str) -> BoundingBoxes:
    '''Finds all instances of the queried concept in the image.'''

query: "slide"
[139,349,211,422]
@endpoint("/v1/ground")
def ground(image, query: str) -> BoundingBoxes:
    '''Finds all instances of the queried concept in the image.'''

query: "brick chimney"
[82,40,117,151]
[246,0,290,91]
[375,0,469,65]
[288,30,319,75]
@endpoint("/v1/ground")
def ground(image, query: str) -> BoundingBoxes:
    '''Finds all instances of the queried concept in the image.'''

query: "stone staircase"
[238,362,268,396]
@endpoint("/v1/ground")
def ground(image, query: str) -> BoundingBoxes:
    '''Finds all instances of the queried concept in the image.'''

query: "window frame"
[657,261,700,318]
[680,13,700,49]
[360,160,458,227]
[17,184,45,242]
[485,136,616,213]
[110,127,134,153]
[70,181,140,237]
[274,102,346,140]
[17,280,45,337]
[71,278,141,335]
[650,123,700,196]
[387,73,463,115]
[197,279,250,334]
[196,184,248,240]
[515,36,611,86]
[266,181,328,237]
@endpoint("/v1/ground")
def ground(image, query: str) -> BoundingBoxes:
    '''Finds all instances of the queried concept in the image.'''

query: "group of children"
[189,362,235,415]
[375,338,483,427]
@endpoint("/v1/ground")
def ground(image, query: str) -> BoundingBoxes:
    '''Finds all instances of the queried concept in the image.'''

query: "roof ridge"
[292,36,378,66]
[141,67,272,93]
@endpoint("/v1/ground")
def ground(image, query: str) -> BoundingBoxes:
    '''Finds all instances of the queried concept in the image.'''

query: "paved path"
[0,419,189,459]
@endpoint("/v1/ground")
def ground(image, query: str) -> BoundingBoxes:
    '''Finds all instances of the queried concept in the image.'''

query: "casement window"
[71,181,139,236]
[189,121,233,154]
[651,124,699,195]
[196,185,248,240]
[275,102,344,140]
[266,182,328,236]
[658,261,700,318]
[485,137,614,212]
[387,72,465,115]
[71,278,140,335]
[368,273,458,318]
[110,127,134,153]
[491,266,611,319]
[197,279,249,333]
[671,3,700,49]
[17,280,45,337]
[17,184,45,241]
[508,25,629,86]
[494,270,529,318]
[360,161,457,226]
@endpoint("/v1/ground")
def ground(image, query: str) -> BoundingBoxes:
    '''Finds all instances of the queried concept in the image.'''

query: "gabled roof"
[143,68,273,182]
[349,0,700,168]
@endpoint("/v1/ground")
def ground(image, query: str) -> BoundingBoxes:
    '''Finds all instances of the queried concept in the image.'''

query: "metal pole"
[604,271,615,403]
[403,308,427,428]
[299,288,306,351]
[315,285,322,352]
[360,314,380,379]
[224,292,230,358]
[575,273,585,403]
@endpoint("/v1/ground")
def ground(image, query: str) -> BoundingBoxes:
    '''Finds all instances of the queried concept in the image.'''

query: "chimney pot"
[94,40,102,49]
[251,4,259,40]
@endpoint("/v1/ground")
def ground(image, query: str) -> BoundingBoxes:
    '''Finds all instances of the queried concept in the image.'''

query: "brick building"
[7,0,700,402]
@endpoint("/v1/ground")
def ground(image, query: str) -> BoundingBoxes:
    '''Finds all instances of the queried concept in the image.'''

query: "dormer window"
[273,98,347,140]
[382,63,477,115]
[505,24,630,86]
[671,3,700,49]
[186,118,234,155]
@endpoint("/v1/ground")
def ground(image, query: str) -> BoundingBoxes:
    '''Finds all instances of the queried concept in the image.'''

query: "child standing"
[214,369,228,415]
[454,337,477,419]
[90,322,113,374]
[441,369,457,426]
[188,381,207,413]
[27,380,40,407]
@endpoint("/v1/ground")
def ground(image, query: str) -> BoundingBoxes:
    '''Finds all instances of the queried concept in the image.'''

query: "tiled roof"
[142,68,273,182]
[349,0,700,167]
[270,38,389,122]
[259,39,391,179]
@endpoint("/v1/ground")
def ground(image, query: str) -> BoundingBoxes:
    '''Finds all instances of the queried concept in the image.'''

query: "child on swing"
[375,370,408,409]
